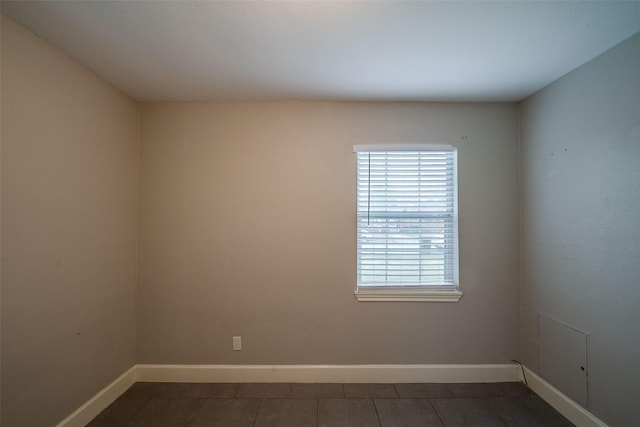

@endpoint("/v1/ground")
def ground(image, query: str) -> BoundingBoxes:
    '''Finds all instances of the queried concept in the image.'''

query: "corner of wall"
[134,100,142,365]
[515,101,524,365]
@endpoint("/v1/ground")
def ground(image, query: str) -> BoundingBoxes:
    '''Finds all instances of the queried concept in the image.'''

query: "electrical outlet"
[232,336,242,351]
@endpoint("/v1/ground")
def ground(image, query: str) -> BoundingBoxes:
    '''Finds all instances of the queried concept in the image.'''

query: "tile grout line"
[392,383,401,399]
[251,398,264,427]
[188,398,207,427]
[481,397,511,427]
[425,398,448,427]
[371,398,383,427]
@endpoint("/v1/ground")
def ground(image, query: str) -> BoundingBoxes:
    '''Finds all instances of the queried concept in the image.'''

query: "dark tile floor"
[86,381,574,426]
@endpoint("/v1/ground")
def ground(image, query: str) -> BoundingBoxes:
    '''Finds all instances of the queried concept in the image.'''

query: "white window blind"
[355,146,458,290]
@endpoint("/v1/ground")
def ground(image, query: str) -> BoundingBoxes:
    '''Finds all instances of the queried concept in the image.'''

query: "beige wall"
[520,32,640,427]
[138,102,520,364]
[1,13,522,427]
[4,7,640,426]
[1,16,139,426]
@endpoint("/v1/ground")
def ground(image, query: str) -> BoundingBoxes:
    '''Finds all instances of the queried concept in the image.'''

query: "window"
[354,144,462,302]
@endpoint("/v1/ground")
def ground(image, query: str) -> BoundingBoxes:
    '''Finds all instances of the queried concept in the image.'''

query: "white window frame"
[354,144,462,302]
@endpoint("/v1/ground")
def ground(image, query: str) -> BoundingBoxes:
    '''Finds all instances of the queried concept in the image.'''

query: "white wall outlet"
[232,336,242,351]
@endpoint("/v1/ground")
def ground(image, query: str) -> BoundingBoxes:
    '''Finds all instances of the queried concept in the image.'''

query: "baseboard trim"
[524,367,607,427]
[55,366,137,427]
[136,363,522,383]
[56,363,521,426]
[54,364,613,427]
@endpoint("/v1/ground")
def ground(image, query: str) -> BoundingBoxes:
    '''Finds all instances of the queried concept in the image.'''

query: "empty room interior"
[1,1,639,426]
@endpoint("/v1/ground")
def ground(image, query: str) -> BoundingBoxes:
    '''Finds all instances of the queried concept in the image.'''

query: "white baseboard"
[54,363,613,427]
[524,367,607,427]
[56,363,521,426]
[136,363,522,383]
[55,366,137,427]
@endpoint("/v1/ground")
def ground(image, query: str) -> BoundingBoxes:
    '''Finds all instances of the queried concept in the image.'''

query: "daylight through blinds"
[356,149,458,287]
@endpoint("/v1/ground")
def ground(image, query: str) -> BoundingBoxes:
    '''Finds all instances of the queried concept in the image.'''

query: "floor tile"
[85,416,130,427]
[236,383,292,398]
[344,383,398,398]
[129,398,204,427]
[431,398,507,427]
[486,396,574,427]
[122,382,190,399]
[495,382,534,398]
[182,382,240,398]
[291,383,344,398]
[395,383,452,398]
[375,398,444,427]
[254,398,318,427]
[85,381,575,427]
[86,397,147,426]
[447,383,506,398]
[318,398,380,427]
[191,398,261,427]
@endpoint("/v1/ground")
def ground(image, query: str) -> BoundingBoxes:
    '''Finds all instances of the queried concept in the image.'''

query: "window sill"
[354,288,463,302]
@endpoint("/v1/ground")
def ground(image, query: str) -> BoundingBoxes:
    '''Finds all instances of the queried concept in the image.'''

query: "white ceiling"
[2,1,640,102]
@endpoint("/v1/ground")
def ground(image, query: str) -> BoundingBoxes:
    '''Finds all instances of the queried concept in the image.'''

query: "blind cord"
[367,152,371,225]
